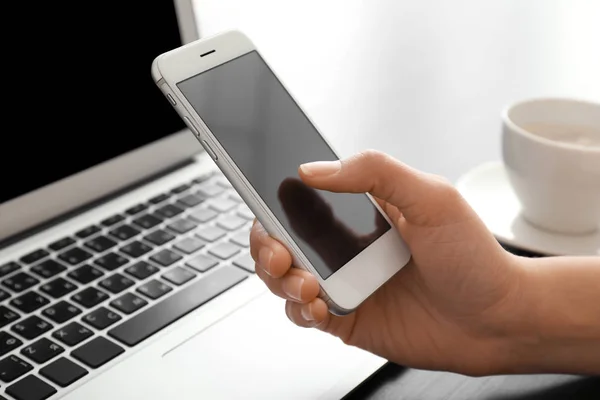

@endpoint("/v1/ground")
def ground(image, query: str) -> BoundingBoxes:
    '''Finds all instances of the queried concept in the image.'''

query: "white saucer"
[456,161,600,256]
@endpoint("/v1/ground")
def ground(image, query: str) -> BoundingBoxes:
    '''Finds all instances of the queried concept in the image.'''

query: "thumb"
[298,150,471,225]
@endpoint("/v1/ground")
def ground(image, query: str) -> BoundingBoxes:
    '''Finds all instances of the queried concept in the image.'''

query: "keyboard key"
[195,226,226,242]
[52,322,93,347]
[178,193,204,208]
[237,205,254,220]
[30,259,67,279]
[155,204,184,219]
[11,316,52,340]
[185,254,219,273]
[170,183,190,194]
[229,192,244,203]
[99,273,134,294]
[68,264,104,284]
[0,262,21,278]
[75,225,101,239]
[48,237,76,251]
[0,355,32,383]
[71,287,109,308]
[144,229,175,246]
[197,184,225,197]
[84,235,117,252]
[100,214,125,227]
[0,289,11,301]
[149,193,170,204]
[162,267,196,286]
[208,242,241,260]
[217,215,247,231]
[233,253,256,273]
[192,172,214,184]
[19,249,49,265]
[124,261,158,280]
[189,208,218,223]
[39,278,77,299]
[173,237,205,255]
[125,203,148,216]
[21,337,64,364]
[82,307,122,330]
[40,357,88,387]
[132,213,163,229]
[120,240,153,258]
[0,306,20,329]
[2,272,39,293]
[72,336,124,368]
[167,218,197,234]
[150,249,182,267]
[136,280,172,300]
[109,266,247,347]
[10,292,50,314]
[230,231,250,247]
[94,252,128,271]
[207,198,238,213]
[215,178,232,188]
[109,224,140,241]
[6,374,56,400]
[58,247,93,266]
[42,301,81,324]
[110,292,147,315]
[0,332,22,356]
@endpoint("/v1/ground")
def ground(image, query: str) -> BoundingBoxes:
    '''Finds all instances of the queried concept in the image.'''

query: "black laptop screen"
[2,2,185,204]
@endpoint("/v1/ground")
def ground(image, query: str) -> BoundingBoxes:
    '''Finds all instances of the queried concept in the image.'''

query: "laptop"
[0,1,386,399]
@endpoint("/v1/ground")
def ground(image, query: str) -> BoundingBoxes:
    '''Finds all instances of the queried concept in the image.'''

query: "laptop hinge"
[0,158,194,250]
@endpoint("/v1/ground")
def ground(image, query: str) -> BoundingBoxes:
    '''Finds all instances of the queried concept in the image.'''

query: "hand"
[250,150,523,376]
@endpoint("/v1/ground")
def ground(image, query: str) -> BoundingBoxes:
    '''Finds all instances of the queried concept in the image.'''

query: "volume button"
[183,117,200,137]
[202,140,218,161]
[166,93,177,106]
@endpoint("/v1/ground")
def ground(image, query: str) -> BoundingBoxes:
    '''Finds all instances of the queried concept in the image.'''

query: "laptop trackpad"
[161,293,384,400]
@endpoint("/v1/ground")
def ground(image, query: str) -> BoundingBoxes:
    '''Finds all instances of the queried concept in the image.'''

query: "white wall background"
[191,0,600,180]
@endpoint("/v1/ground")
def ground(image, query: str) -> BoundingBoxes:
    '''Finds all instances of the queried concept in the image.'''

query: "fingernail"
[300,161,341,177]
[258,247,273,275]
[283,276,305,301]
[301,303,314,321]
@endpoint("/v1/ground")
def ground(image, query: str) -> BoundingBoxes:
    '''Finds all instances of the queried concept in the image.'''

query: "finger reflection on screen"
[278,178,389,273]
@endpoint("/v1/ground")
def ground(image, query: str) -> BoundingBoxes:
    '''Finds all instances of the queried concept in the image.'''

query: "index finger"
[250,220,293,278]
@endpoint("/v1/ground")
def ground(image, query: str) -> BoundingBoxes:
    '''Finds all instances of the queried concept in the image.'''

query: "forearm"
[504,255,600,375]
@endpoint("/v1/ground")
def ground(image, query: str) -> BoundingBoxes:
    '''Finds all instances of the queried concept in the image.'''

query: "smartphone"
[151,30,411,315]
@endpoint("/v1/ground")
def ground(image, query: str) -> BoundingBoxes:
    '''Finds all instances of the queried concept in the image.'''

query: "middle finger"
[255,265,320,303]
[250,220,293,278]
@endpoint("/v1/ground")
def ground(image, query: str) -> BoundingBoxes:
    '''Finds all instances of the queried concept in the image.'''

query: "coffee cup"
[501,98,600,235]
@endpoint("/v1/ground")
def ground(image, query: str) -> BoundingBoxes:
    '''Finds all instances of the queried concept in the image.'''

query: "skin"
[250,150,600,376]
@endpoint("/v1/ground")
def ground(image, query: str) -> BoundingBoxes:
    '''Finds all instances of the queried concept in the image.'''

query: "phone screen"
[177,51,390,279]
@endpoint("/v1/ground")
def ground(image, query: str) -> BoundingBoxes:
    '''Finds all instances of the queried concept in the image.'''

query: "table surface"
[193,1,600,398]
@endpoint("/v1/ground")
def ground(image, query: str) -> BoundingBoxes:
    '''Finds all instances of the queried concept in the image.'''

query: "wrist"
[492,255,600,375]
[472,253,531,374]
[452,252,529,376]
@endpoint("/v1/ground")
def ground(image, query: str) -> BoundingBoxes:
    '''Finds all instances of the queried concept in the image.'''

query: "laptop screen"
[3,2,186,204]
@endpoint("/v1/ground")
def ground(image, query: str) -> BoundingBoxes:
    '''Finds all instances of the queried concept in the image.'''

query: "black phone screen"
[177,51,390,279]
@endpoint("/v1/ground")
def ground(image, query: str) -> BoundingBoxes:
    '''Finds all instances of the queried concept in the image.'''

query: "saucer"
[455,161,600,256]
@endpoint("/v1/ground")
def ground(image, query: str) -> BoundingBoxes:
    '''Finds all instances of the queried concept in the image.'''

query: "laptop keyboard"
[0,171,256,399]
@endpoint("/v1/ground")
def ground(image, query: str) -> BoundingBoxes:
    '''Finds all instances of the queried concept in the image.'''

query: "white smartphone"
[151,30,411,315]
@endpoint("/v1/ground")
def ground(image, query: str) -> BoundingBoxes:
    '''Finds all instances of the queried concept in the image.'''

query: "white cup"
[501,98,600,235]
